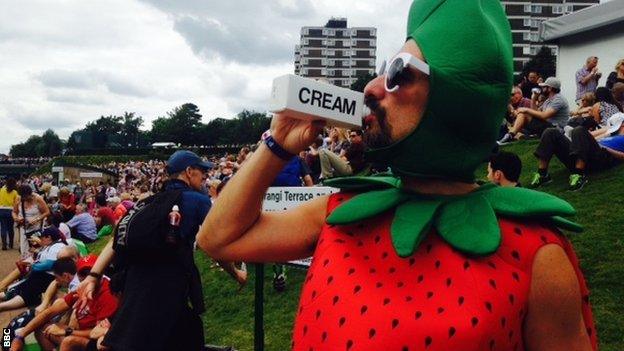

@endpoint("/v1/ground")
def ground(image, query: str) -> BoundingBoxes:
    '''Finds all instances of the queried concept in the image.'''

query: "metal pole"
[254,263,265,351]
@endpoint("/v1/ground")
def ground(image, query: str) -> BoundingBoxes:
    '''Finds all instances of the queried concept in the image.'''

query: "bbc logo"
[2,328,11,347]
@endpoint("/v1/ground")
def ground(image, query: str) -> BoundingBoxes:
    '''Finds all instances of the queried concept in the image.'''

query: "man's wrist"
[264,136,295,161]
[88,272,102,280]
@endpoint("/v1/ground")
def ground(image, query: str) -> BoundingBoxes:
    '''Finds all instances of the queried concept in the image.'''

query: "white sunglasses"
[378,52,430,93]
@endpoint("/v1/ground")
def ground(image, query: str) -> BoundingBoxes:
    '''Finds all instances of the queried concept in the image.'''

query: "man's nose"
[363,75,386,105]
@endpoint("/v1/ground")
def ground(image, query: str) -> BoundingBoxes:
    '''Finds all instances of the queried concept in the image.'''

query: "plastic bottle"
[166,205,181,245]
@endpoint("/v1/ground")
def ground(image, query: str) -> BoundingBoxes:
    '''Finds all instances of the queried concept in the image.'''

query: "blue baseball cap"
[166,150,214,174]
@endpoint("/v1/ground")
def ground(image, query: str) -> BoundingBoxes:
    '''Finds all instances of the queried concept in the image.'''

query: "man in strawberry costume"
[199,0,597,350]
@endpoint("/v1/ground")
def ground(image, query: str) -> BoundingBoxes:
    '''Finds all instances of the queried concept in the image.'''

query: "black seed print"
[587,327,592,336]
[437,307,445,314]
[415,311,422,319]
[323,259,330,267]
[509,330,514,340]
[405,296,413,302]
[346,340,353,350]
[375,235,381,243]
[303,325,308,335]
[409,258,416,266]
[392,319,399,329]
[540,235,548,243]
[353,285,361,294]
[322,331,327,342]
[311,291,317,299]
[376,282,383,288]
[435,260,441,269]
[514,227,522,235]
[389,267,396,273]
[487,261,497,269]
[509,294,515,305]
[299,306,303,314]
[369,268,376,274]
[485,302,492,312]
[402,347,409,351]
[337,197,344,202]
[512,272,520,282]
[463,261,471,270]
[360,305,368,315]
[382,251,388,259]
[369,329,376,338]
[327,276,333,284]
[426,244,432,253]
[449,327,456,338]
[426,291,434,299]
[364,255,370,260]
[511,250,520,261]
[501,317,506,327]
[458,296,465,306]
[334,239,345,243]
[489,279,497,289]
[348,268,355,275]
[471,317,479,327]
[425,336,432,347]
[339,317,346,327]
[583,294,590,304]
[383,298,391,305]
[446,278,452,287]
[333,296,339,305]
[343,252,350,259]
[315,310,321,319]
[397,281,404,288]
[357,240,364,247]
[489,339,495,350]
[417,275,424,283]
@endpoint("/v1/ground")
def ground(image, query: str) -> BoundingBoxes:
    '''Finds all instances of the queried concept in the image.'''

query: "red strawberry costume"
[288,0,597,349]
[293,192,597,351]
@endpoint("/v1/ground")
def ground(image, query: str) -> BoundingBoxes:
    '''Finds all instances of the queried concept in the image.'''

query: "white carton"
[269,74,365,129]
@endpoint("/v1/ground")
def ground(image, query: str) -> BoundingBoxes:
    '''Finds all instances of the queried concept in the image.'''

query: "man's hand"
[270,113,325,155]
[235,268,248,290]
[75,275,98,311]
[517,107,530,114]
[90,319,111,339]
[43,324,65,337]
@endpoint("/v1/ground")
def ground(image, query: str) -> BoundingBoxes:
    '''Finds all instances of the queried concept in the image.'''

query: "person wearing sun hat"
[532,112,624,191]
[199,0,596,350]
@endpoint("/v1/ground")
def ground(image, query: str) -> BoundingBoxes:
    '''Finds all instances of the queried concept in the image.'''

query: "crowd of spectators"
[498,55,624,190]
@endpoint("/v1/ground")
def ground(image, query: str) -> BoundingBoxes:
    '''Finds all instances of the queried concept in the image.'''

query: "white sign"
[80,172,103,178]
[52,167,63,172]
[262,186,339,267]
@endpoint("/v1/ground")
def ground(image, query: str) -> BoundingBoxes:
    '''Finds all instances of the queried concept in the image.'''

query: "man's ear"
[494,170,504,183]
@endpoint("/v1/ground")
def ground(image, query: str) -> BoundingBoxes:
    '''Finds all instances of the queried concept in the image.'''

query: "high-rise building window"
[524,4,531,13]
[552,5,564,14]
[523,18,531,26]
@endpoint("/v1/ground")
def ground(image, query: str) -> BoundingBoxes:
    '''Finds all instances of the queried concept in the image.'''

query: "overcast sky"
[0,0,417,153]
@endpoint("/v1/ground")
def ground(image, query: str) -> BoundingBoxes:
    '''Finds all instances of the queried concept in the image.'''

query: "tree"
[150,103,203,145]
[121,112,144,147]
[9,130,64,157]
[520,46,556,83]
[350,73,377,92]
[85,115,123,148]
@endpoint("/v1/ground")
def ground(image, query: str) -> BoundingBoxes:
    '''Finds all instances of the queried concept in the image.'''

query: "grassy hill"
[88,140,624,351]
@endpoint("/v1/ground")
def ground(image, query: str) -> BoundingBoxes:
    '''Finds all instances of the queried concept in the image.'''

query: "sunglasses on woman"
[378,52,430,93]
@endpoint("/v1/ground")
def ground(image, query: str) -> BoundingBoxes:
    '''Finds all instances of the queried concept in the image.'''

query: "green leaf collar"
[324,176,581,257]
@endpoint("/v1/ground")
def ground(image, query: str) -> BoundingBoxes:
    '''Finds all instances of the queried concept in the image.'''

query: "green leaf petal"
[435,195,501,255]
[391,200,441,257]
[326,188,408,225]
[482,186,576,217]
[550,216,583,233]
[322,176,401,191]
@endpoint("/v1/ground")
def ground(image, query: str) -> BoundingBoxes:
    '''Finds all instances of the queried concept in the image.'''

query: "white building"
[540,0,624,105]
[294,18,376,88]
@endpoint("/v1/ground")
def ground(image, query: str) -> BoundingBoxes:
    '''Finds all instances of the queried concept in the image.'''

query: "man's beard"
[363,98,393,149]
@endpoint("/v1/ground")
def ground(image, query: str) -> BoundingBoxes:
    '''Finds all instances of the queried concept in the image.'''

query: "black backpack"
[113,189,183,257]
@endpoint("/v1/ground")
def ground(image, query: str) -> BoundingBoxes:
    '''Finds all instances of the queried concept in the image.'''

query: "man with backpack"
[76,150,246,351]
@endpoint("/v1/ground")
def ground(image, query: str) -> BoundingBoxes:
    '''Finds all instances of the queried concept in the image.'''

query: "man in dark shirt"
[519,71,540,98]
[78,150,246,351]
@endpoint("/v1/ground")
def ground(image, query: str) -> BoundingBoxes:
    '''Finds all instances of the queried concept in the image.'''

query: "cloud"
[36,69,152,98]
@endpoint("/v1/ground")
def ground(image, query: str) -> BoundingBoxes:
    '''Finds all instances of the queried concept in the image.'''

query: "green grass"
[85,141,624,350]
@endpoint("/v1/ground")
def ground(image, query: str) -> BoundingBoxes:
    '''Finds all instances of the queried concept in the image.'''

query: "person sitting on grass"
[487,151,522,187]
[10,255,119,351]
[590,86,623,128]
[94,207,116,239]
[531,113,624,191]
[0,227,67,313]
[65,204,97,244]
[498,77,570,144]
